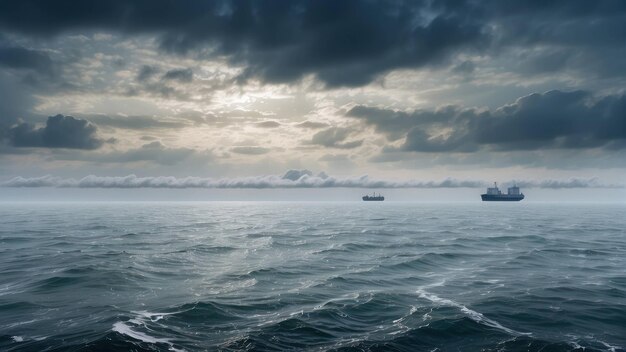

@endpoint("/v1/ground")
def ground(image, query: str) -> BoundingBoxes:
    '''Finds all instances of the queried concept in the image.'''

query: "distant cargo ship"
[481,183,524,201]
[363,193,384,201]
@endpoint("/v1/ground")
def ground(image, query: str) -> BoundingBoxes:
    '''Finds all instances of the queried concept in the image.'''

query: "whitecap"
[599,340,621,352]
[112,321,171,345]
[132,310,183,322]
[12,336,24,342]
[113,312,187,352]
[568,340,584,350]
[416,287,531,337]
[4,319,37,329]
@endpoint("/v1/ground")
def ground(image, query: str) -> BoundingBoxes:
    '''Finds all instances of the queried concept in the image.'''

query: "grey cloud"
[256,121,281,128]
[281,169,313,181]
[347,104,474,141]
[451,61,475,75]
[129,67,195,100]
[0,71,37,132]
[7,114,103,149]
[489,1,626,48]
[136,65,159,82]
[127,82,187,100]
[87,114,188,130]
[162,68,193,83]
[296,121,329,129]
[334,140,363,149]
[403,127,477,153]
[348,90,626,152]
[486,2,626,79]
[221,109,269,118]
[319,154,357,170]
[144,84,177,99]
[514,49,573,75]
[0,45,54,75]
[477,91,626,150]
[230,146,270,155]
[369,147,626,170]
[1,1,625,87]
[309,127,363,149]
[233,8,486,87]
[0,1,488,87]
[67,141,196,165]
[2,171,618,189]
[319,154,351,162]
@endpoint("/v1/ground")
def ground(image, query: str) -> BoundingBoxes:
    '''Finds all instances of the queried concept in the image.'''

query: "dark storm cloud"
[0,45,54,75]
[1,1,624,86]
[308,127,363,149]
[348,90,626,152]
[162,68,193,83]
[488,1,626,48]
[477,91,626,150]
[486,1,626,79]
[0,0,488,87]
[7,114,103,149]
[347,105,476,141]
[0,72,37,132]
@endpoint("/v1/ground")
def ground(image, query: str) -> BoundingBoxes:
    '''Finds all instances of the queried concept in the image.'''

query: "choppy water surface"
[1,202,625,351]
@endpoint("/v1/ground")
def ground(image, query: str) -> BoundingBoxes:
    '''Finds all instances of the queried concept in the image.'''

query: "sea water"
[0,202,624,351]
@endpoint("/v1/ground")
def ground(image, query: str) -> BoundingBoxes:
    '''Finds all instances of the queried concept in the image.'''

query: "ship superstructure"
[362,193,384,201]
[481,183,524,201]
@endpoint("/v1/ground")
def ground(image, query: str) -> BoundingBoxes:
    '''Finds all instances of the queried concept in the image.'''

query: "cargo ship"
[362,193,384,201]
[481,183,524,201]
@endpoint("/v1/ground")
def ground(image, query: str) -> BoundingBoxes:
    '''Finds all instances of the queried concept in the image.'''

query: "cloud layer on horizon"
[1,170,618,189]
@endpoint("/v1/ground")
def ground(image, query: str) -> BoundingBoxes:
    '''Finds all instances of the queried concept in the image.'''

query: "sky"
[0,0,625,200]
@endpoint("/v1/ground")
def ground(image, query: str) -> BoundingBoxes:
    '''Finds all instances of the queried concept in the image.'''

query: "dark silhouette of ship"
[362,192,384,201]
[481,183,524,201]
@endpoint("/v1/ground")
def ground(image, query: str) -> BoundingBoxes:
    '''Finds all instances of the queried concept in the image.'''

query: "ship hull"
[481,194,524,202]
[362,197,384,201]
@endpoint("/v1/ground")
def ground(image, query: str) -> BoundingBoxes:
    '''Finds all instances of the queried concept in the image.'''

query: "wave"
[416,287,530,337]
[112,310,189,352]
[220,317,336,351]
[2,203,626,351]
[170,245,238,254]
[112,321,173,345]
[325,327,611,352]
[383,252,471,272]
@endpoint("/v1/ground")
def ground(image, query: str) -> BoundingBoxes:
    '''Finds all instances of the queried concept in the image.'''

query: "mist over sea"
[1,202,625,351]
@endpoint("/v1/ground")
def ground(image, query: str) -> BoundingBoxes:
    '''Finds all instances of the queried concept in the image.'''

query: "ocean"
[0,202,625,351]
